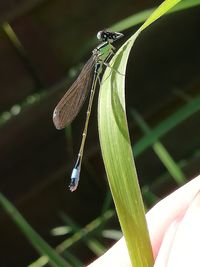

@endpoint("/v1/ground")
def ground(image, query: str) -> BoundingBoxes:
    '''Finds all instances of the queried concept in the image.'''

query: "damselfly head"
[97,30,124,43]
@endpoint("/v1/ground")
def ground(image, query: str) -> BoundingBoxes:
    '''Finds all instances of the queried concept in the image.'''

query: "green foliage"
[131,109,187,185]
[0,193,71,267]
[97,0,194,266]
[133,96,200,156]
[111,0,200,32]
[0,0,200,266]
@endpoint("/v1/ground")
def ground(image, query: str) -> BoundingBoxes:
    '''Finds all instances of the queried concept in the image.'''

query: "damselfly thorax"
[53,30,124,191]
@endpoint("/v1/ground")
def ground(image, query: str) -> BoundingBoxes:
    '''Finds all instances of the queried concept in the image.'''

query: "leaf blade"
[98,0,185,266]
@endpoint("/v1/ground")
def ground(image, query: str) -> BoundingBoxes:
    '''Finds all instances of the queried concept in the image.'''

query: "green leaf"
[98,0,185,266]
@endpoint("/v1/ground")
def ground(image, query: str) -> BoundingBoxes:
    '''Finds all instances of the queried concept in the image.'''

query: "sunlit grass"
[98,0,189,266]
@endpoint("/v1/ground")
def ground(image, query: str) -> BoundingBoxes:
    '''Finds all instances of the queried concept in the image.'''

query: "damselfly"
[53,30,124,191]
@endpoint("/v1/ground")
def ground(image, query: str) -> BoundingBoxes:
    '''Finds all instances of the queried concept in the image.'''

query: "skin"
[87,174,200,267]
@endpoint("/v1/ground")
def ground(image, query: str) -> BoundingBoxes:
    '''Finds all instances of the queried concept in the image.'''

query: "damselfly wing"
[53,54,97,129]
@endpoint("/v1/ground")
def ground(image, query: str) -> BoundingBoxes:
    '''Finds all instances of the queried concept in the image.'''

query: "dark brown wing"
[53,55,95,129]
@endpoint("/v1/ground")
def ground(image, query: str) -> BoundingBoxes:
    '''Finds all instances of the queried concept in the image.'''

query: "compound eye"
[97,31,103,40]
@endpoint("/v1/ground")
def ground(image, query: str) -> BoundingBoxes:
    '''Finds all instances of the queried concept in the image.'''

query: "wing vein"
[53,54,97,129]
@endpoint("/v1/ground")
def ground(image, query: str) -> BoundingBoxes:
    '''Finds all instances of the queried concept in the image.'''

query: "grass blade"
[133,96,200,156]
[111,0,200,32]
[131,110,187,185]
[98,0,183,266]
[30,210,114,267]
[0,193,70,267]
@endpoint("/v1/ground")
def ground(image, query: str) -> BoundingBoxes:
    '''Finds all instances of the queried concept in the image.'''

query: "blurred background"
[0,0,200,266]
